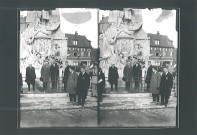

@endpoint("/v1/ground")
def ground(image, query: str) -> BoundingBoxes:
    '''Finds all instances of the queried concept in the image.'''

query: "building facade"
[65,32,92,66]
[148,31,175,66]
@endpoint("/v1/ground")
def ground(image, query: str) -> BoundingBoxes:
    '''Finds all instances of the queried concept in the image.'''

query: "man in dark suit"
[62,61,70,92]
[108,64,119,91]
[50,61,59,90]
[123,61,133,91]
[77,66,90,107]
[25,64,36,91]
[146,61,153,91]
[98,68,105,102]
[160,67,173,107]
[133,61,142,90]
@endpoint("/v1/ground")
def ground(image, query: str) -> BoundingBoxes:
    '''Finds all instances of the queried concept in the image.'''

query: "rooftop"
[148,32,174,48]
[65,32,92,48]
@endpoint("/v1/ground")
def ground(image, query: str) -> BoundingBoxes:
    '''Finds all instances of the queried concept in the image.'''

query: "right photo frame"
[97,8,178,127]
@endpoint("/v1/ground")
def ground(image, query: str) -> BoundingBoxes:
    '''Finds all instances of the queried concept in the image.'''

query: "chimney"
[157,31,160,35]
[75,31,78,36]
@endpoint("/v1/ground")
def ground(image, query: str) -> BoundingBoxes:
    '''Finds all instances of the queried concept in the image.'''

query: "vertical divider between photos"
[97,8,101,126]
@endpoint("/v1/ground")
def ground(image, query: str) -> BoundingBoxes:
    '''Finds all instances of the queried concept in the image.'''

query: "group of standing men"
[123,60,174,107]
[62,61,106,106]
[25,60,59,92]
[108,60,145,92]
[148,63,174,107]
[63,64,90,107]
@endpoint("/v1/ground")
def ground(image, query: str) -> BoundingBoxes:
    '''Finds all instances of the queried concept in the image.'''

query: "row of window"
[72,40,91,46]
[154,51,173,57]
[154,40,172,46]
[73,52,91,57]
[150,47,173,51]
[68,47,91,52]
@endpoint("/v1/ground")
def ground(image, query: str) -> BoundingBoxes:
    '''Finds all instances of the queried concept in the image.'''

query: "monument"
[99,9,150,77]
[20,9,67,78]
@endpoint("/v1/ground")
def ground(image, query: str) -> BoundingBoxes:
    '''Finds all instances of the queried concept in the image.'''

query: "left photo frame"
[19,8,100,128]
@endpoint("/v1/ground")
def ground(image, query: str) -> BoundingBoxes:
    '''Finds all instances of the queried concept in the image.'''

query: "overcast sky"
[21,8,177,48]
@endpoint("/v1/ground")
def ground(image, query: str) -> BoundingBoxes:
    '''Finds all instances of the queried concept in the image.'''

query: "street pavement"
[99,108,176,127]
[20,94,97,110]
[100,93,177,110]
[20,90,177,128]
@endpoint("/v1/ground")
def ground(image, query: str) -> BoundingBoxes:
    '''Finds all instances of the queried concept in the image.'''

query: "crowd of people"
[19,58,176,107]
[21,60,105,107]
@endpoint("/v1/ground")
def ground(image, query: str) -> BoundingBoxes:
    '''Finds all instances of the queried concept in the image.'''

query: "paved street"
[99,108,176,127]
[99,94,177,127]
[20,94,98,128]
[20,108,98,128]
[20,92,177,128]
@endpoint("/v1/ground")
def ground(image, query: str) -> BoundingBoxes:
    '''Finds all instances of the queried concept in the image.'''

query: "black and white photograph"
[98,8,178,127]
[19,8,99,127]
[19,8,178,128]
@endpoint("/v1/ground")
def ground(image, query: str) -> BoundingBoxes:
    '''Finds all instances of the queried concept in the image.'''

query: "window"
[163,51,166,57]
[154,40,160,45]
[170,51,173,57]
[88,52,91,57]
[74,53,78,57]
[156,52,159,57]
[73,61,78,66]
[155,61,160,66]
[81,51,84,57]
[72,40,78,45]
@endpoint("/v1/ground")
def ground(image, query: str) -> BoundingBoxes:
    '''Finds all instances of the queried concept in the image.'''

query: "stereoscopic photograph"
[19,8,178,128]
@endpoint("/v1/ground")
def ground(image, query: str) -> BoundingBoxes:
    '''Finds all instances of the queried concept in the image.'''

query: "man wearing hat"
[50,61,59,90]
[123,60,133,91]
[108,63,119,92]
[160,67,173,107]
[150,66,161,103]
[76,66,90,107]
[41,61,51,92]
[25,63,36,91]
[62,61,70,92]
[146,61,153,91]
[133,60,142,90]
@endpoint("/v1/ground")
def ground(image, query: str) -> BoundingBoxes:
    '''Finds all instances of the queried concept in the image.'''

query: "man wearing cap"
[25,63,36,91]
[108,63,119,92]
[160,67,173,107]
[77,66,90,107]
[123,61,133,91]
